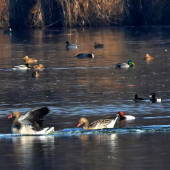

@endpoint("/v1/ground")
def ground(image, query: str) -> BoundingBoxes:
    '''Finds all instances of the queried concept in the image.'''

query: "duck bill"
[149,95,152,97]
[77,123,81,127]
[8,114,13,119]
[132,62,135,65]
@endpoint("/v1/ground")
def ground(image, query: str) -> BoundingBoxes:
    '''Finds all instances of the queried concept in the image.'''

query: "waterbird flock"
[6,35,161,134]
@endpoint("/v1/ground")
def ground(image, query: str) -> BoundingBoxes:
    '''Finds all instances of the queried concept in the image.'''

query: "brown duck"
[23,56,37,63]
[77,115,118,130]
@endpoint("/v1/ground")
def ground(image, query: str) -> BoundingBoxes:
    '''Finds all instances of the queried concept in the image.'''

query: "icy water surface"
[0,26,170,169]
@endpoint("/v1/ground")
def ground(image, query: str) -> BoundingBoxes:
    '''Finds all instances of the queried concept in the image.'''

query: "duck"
[12,63,31,70]
[118,111,135,120]
[94,42,104,48]
[34,64,44,70]
[115,60,135,68]
[66,41,79,49]
[149,93,161,102]
[4,28,12,34]
[75,53,94,58]
[23,56,37,63]
[32,71,39,78]
[77,115,118,130]
[144,54,153,61]
[134,94,145,102]
[8,107,54,135]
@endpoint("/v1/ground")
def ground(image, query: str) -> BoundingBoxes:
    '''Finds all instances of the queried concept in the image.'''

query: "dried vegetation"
[0,0,170,28]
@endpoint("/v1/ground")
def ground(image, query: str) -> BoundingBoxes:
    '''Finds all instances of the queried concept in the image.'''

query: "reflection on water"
[0,26,170,169]
[12,136,54,170]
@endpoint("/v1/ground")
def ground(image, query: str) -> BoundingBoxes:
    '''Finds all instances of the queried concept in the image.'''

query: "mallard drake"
[32,71,39,78]
[115,60,135,68]
[94,42,104,48]
[34,64,44,70]
[77,115,118,130]
[4,28,12,34]
[144,54,153,61]
[118,111,135,120]
[8,107,54,135]
[12,63,31,70]
[134,94,145,102]
[149,93,161,103]
[23,56,37,63]
[75,53,94,58]
[66,41,79,49]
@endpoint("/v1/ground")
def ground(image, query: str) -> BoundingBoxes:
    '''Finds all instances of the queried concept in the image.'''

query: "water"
[0,26,170,169]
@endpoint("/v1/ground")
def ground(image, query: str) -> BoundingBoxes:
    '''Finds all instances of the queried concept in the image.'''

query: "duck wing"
[90,115,118,129]
[18,107,50,130]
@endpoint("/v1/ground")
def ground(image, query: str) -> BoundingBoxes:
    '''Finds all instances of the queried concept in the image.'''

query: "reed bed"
[0,0,170,28]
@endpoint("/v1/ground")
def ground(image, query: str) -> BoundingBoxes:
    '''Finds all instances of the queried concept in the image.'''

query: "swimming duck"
[77,115,118,130]
[34,64,44,70]
[75,53,94,58]
[23,56,37,63]
[4,28,12,34]
[32,71,39,78]
[134,94,145,102]
[149,93,161,102]
[66,41,79,49]
[12,63,31,70]
[8,107,54,135]
[118,111,135,120]
[115,60,135,68]
[144,54,153,61]
[94,42,104,48]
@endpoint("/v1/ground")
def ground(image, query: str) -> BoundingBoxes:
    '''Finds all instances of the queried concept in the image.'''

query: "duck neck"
[83,120,89,130]
[13,117,20,126]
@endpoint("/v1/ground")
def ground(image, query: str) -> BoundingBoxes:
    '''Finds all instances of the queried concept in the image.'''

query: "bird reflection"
[79,133,118,149]
[12,136,54,169]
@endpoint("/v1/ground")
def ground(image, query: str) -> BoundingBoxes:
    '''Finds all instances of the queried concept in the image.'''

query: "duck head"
[135,94,138,99]
[128,60,135,66]
[118,111,126,120]
[8,111,21,119]
[66,41,69,45]
[25,63,31,68]
[77,118,89,129]
[149,93,156,99]
[23,56,29,60]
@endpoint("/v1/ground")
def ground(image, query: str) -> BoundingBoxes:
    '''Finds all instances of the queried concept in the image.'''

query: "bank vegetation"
[0,0,170,28]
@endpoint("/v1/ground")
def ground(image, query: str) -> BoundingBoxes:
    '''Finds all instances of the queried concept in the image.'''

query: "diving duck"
[94,42,104,48]
[149,93,161,103]
[8,107,54,135]
[66,41,79,49]
[32,71,39,78]
[134,94,145,102]
[144,54,153,61]
[12,63,31,70]
[115,60,135,68]
[75,53,94,58]
[77,115,118,130]
[34,64,44,70]
[118,111,135,120]
[23,56,37,63]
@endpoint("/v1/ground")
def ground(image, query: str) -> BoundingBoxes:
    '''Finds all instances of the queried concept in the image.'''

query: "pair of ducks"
[134,93,161,102]
[66,41,104,50]
[8,108,134,134]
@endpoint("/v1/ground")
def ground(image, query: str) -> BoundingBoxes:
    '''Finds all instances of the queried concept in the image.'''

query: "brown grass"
[1,0,170,28]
